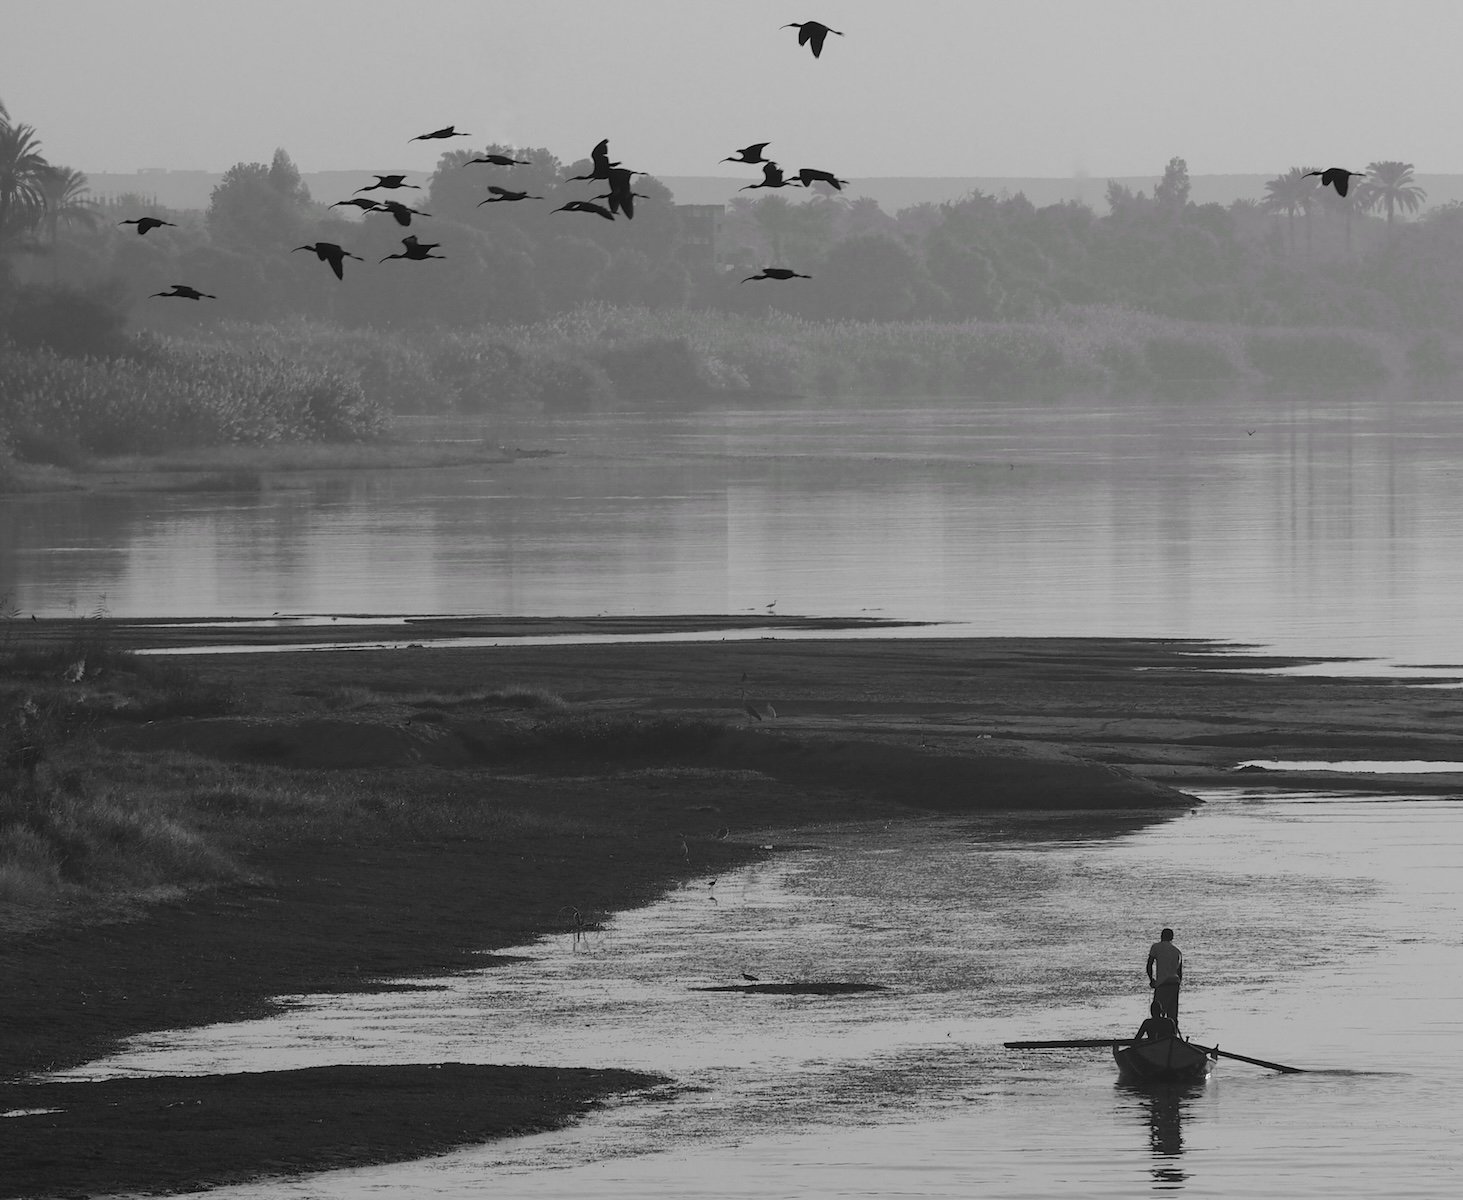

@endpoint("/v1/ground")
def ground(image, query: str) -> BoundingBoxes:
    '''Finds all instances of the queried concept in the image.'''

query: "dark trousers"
[1153,981,1180,1023]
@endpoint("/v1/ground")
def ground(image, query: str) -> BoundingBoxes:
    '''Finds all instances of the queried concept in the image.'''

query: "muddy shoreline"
[6,627,1460,1197]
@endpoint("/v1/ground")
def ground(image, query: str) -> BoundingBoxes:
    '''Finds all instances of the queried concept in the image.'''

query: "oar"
[1187,1043,1305,1074]
[1004,1038,1134,1048]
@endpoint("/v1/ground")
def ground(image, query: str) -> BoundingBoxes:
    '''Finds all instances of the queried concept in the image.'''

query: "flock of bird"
[129,20,850,300]
[127,17,1374,302]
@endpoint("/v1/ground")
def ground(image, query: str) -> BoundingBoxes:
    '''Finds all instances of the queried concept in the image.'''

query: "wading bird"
[783,20,843,57]
[477,186,542,204]
[330,198,382,212]
[739,672,777,719]
[722,142,772,164]
[151,284,215,299]
[1305,167,1367,197]
[463,153,531,166]
[740,162,795,190]
[553,199,616,221]
[797,167,848,190]
[356,174,420,193]
[120,217,175,235]
[741,267,810,284]
[375,199,431,226]
[411,125,470,141]
[293,241,364,280]
[380,235,444,262]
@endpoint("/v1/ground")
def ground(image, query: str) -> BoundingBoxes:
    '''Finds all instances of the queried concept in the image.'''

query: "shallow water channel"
[60,787,1463,1198]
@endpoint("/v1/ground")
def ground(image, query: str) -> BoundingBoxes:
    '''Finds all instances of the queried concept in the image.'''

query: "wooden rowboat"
[1113,1036,1218,1083]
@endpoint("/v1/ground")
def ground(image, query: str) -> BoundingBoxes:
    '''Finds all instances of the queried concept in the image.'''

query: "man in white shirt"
[1147,927,1183,1023]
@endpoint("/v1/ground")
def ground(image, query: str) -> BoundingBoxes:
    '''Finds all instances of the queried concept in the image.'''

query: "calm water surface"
[60,789,1463,1198]
[6,391,1463,667]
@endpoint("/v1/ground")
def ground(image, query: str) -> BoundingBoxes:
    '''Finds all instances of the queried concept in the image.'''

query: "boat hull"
[1113,1037,1217,1083]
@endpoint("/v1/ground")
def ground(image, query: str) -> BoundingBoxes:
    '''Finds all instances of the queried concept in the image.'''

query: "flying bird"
[1305,167,1367,197]
[740,162,795,190]
[553,200,616,221]
[783,20,843,57]
[356,175,420,193]
[742,268,810,284]
[380,235,444,262]
[463,153,531,166]
[567,138,620,182]
[477,186,542,204]
[151,284,215,300]
[375,199,431,226]
[330,198,382,212]
[722,142,773,165]
[601,166,643,218]
[293,241,364,280]
[411,125,470,141]
[797,167,848,190]
[120,217,175,235]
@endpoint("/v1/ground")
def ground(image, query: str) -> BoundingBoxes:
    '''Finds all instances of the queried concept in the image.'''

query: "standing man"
[1147,927,1183,1024]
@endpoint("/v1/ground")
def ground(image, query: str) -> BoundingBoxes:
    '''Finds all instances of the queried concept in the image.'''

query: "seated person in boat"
[1134,1000,1178,1042]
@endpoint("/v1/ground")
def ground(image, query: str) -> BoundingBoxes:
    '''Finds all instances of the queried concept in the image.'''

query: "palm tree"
[0,119,50,250]
[1259,167,1319,254]
[1357,161,1426,226]
[37,165,99,281]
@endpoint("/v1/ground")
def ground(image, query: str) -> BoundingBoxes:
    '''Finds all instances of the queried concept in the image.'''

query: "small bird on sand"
[151,284,215,299]
[463,153,531,166]
[411,125,471,141]
[120,217,175,235]
[796,167,848,190]
[742,267,810,283]
[477,186,542,204]
[294,242,364,280]
[379,235,444,262]
[1305,167,1366,197]
[356,174,420,193]
[722,142,773,164]
[553,199,616,221]
[742,972,760,983]
[783,20,843,57]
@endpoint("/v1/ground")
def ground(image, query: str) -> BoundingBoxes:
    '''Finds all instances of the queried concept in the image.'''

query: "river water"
[5,390,1463,669]
[56,788,1463,1198]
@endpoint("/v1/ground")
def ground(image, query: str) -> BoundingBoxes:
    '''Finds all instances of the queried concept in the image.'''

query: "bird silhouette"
[120,217,175,235]
[411,125,470,141]
[294,242,364,280]
[567,139,620,182]
[600,166,643,218]
[722,142,773,165]
[742,267,810,283]
[356,175,420,193]
[784,20,843,57]
[553,199,616,221]
[151,284,215,300]
[740,162,795,190]
[742,972,760,983]
[1305,167,1366,197]
[463,153,531,166]
[477,186,542,204]
[375,199,431,226]
[797,167,848,190]
[739,672,777,719]
[330,198,382,212]
[379,235,444,262]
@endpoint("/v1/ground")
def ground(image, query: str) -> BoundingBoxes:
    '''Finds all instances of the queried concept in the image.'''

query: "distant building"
[675,204,723,269]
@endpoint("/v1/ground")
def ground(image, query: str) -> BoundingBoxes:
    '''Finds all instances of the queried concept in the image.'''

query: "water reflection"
[1118,1079,1204,1190]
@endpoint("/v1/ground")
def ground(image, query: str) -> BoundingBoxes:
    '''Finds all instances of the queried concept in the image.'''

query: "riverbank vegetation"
[5,99,1463,476]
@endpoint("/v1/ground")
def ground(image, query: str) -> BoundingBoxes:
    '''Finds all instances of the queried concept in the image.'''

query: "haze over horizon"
[7,0,1462,183]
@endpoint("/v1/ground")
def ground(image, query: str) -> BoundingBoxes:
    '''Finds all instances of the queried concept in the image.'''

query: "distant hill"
[86,169,1463,216]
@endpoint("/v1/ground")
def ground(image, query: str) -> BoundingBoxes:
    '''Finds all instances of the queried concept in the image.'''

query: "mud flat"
[5,624,1456,1196]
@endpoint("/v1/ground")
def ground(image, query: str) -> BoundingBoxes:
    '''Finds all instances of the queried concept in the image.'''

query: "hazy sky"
[6,0,1463,180]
